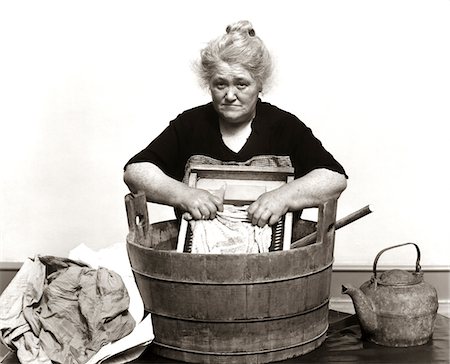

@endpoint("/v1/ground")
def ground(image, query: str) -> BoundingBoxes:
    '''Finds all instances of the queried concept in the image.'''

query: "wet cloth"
[190,205,272,254]
[0,256,136,364]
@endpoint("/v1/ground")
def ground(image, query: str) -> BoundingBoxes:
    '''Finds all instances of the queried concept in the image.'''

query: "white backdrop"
[1,0,449,267]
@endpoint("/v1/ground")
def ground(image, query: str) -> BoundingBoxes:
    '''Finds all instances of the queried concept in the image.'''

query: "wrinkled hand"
[247,189,289,227]
[181,187,224,221]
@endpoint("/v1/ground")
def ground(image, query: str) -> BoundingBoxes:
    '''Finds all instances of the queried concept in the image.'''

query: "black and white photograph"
[1,1,449,363]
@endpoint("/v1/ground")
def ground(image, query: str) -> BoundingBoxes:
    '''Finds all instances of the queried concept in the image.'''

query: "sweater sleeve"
[290,120,348,179]
[124,120,182,180]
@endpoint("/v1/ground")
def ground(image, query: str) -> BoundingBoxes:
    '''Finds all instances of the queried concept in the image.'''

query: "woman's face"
[209,62,260,126]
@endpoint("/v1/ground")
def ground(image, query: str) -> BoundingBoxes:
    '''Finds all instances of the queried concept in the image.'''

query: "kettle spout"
[342,284,378,333]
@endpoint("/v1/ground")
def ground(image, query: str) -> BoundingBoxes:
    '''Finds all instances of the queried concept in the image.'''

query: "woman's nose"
[225,87,237,101]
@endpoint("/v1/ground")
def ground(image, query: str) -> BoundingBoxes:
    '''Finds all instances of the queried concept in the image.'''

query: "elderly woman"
[124,20,347,227]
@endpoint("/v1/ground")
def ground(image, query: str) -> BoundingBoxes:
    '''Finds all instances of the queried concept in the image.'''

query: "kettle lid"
[377,269,423,286]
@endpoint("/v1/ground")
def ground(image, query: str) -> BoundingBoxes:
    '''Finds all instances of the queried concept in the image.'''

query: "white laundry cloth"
[189,205,272,254]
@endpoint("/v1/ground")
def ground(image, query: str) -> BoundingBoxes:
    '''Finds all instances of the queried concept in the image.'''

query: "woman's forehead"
[212,62,255,81]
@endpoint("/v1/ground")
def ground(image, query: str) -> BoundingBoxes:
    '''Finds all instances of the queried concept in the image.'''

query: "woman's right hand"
[181,187,224,221]
[124,162,226,221]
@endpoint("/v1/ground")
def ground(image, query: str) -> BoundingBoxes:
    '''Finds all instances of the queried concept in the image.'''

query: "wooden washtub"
[125,192,337,363]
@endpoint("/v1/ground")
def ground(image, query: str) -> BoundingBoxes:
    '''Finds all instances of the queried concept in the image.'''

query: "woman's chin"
[219,112,252,125]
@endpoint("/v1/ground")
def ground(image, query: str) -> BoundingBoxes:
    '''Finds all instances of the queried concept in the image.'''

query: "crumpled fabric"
[0,258,50,363]
[0,255,136,364]
[189,205,272,254]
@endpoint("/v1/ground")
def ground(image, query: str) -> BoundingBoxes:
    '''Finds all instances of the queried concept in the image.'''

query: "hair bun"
[225,20,256,37]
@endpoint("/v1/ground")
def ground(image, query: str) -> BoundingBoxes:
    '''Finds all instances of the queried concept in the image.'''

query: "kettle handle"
[373,242,421,279]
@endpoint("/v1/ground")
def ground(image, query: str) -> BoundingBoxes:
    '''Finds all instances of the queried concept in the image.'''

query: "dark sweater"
[125,100,347,181]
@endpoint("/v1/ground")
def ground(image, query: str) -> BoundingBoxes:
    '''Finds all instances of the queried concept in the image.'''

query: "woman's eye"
[215,83,226,90]
[237,84,248,90]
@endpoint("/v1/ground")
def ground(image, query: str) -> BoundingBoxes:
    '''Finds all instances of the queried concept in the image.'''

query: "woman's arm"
[124,162,223,220]
[247,168,347,227]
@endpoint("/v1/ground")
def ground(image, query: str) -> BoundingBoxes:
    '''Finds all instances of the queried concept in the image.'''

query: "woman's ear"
[258,82,263,93]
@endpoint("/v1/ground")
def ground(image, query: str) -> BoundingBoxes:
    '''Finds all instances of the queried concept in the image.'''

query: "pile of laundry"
[0,255,136,364]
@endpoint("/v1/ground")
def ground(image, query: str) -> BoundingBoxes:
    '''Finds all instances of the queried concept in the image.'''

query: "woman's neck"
[219,116,254,153]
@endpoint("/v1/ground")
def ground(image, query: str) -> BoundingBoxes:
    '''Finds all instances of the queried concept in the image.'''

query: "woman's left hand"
[248,169,347,227]
[247,189,289,227]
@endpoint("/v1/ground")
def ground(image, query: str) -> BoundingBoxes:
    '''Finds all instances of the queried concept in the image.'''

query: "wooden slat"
[191,164,294,181]
[282,175,295,251]
[176,172,197,252]
[316,199,338,263]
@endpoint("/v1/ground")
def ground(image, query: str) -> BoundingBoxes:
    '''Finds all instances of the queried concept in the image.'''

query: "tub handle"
[125,192,150,242]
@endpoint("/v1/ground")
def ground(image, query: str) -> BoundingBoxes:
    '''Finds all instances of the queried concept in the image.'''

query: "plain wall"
[1,0,449,267]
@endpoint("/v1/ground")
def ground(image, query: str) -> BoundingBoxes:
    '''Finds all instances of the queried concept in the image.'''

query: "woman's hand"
[247,169,347,227]
[247,189,289,227]
[181,187,224,221]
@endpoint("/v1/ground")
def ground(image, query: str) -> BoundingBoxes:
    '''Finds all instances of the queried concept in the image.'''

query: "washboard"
[176,163,294,253]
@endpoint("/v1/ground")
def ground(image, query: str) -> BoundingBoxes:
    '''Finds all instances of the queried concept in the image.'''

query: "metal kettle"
[342,242,439,347]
